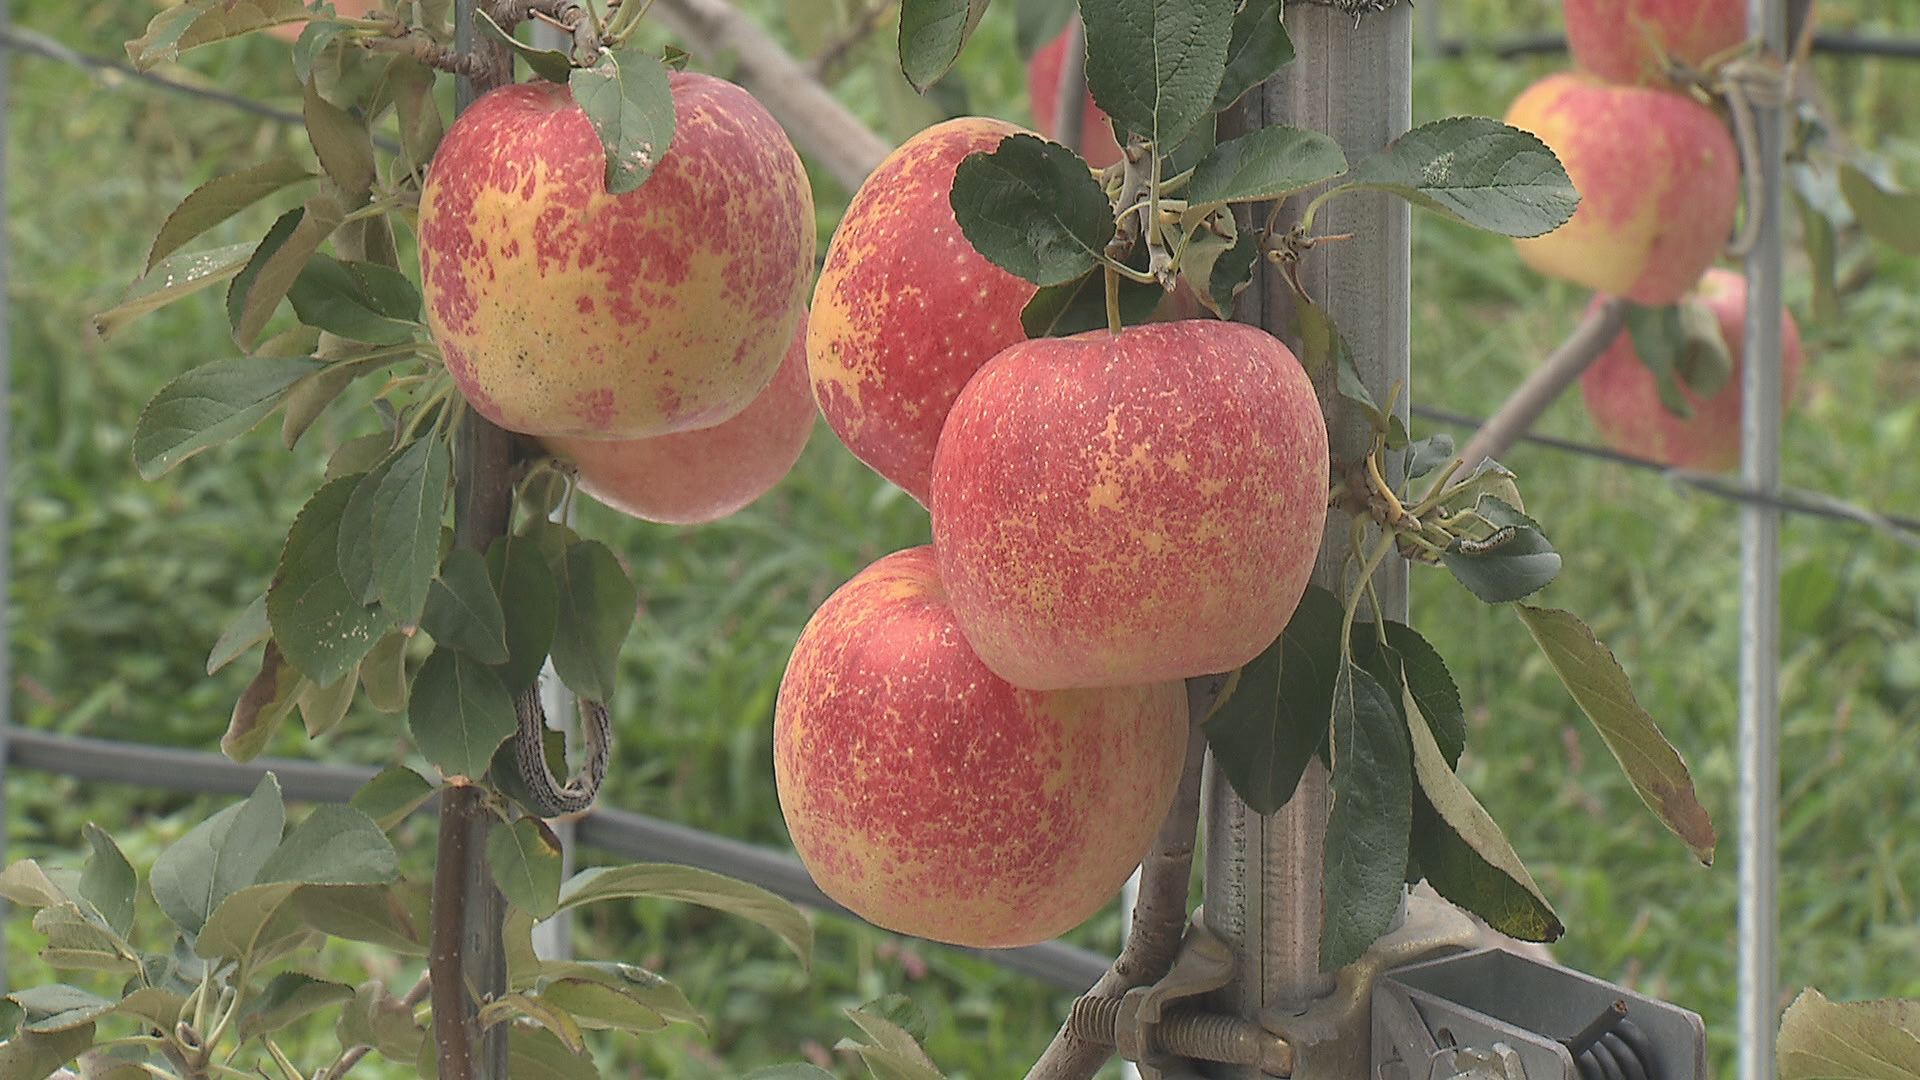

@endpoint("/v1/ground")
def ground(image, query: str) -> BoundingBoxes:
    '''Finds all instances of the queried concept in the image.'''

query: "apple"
[929,321,1329,691]
[774,546,1189,949]
[269,0,382,42]
[1564,0,1748,86]
[1505,72,1738,307]
[543,312,814,525]
[1579,268,1805,472]
[417,74,814,440]
[1026,26,1125,169]
[808,117,1036,506]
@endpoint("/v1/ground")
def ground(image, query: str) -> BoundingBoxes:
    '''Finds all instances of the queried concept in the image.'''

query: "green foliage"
[1778,989,1920,1080]
[949,134,1115,285]
[571,45,678,195]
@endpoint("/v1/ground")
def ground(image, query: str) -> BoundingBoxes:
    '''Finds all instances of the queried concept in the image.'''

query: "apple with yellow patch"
[1504,73,1738,306]
[808,118,1037,506]
[775,546,1189,949]
[544,314,814,525]
[930,321,1329,691]
[418,74,813,440]
[1564,0,1748,86]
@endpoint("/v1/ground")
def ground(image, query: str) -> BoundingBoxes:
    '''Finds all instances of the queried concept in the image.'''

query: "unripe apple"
[1564,0,1747,86]
[774,546,1189,949]
[808,118,1037,506]
[1026,26,1124,169]
[1579,269,1805,472]
[1505,73,1738,307]
[418,74,814,440]
[543,313,814,525]
[930,321,1329,691]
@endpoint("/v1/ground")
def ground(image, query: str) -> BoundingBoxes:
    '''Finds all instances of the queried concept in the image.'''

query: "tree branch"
[1025,677,1220,1080]
[808,0,898,82]
[646,0,891,191]
[1456,298,1629,470]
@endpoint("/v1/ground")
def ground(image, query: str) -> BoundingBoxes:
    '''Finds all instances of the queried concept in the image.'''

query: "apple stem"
[1103,266,1122,334]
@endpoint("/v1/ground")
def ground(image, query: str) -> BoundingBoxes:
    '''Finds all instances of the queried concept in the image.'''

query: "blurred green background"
[6,1,1919,1076]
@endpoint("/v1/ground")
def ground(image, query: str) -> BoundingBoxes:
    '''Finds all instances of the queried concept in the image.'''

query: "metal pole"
[0,0,12,1000]
[1204,3,1412,1049]
[1738,0,1787,1076]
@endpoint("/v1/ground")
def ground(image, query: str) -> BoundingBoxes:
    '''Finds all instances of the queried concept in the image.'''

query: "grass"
[6,1,1920,1077]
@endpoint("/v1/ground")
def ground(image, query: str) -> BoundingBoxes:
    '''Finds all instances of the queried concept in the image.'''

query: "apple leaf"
[1381,622,1464,769]
[207,596,271,677]
[841,1006,946,1080]
[387,55,446,175]
[1839,162,1920,255]
[288,254,422,345]
[951,134,1115,286]
[422,548,510,664]
[536,979,668,1034]
[898,0,993,93]
[1441,515,1560,605]
[1213,0,1292,111]
[1320,660,1413,970]
[1081,0,1234,149]
[409,649,518,783]
[1623,302,1700,417]
[303,78,376,199]
[224,640,304,762]
[1187,126,1348,209]
[78,825,137,940]
[296,669,359,739]
[359,630,411,714]
[487,532,560,692]
[367,435,453,627]
[557,864,812,965]
[146,157,315,271]
[227,194,347,349]
[1404,433,1454,482]
[477,9,576,83]
[1200,227,1258,316]
[94,241,255,341]
[126,0,309,70]
[1514,604,1717,864]
[1204,585,1343,814]
[9,986,116,1035]
[133,356,322,479]
[1778,988,1920,1080]
[237,974,355,1043]
[503,1027,599,1080]
[488,818,565,920]
[1336,117,1579,238]
[1020,268,1163,337]
[256,805,398,887]
[550,539,637,701]
[268,476,393,686]
[149,775,285,935]
[570,46,676,196]
[349,766,436,832]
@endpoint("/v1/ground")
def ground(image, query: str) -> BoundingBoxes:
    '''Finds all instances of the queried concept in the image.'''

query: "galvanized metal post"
[1737,0,1787,1076]
[1204,3,1413,1056]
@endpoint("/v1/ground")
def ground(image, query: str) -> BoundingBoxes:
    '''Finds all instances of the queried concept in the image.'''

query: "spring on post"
[1563,1000,1660,1080]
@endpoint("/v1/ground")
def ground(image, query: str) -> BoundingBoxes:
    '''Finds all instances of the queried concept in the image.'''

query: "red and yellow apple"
[929,321,1329,691]
[1564,0,1748,86]
[418,74,814,440]
[1580,268,1805,472]
[808,118,1037,507]
[1027,26,1124,168]
[544,313,814,525]
[774,546,1189,949]
[1505,73,1738,306]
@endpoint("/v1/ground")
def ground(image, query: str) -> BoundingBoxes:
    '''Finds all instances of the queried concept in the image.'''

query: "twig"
[1457,299,1629,470]
[646,0,891,190]
[1052,15,1086,155]
[320,975,433,1080]
[1024,678,1220,1080]
[809,0,898,81]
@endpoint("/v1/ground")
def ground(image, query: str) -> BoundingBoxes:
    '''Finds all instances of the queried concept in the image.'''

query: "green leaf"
[550,539,637,700]
[297,668,360,739]
[93,241,254,340]
[489,818,564,920]
[570,46,677,196]
[79,825,137,939]
[132,356,322,480]
[126,0,309,69]
[859,994,930,1042]
[150,774,285,934]
[207,594,271,675]
[505,1026,598,1080]
[1320,661,1412,970]
[950,134,1116,286]
[557,864,813,964]
[1840,163,1920,254]
[1201,227,1257,316]
[476,9,577,83]
[33,906,131,974]
[843,1006,946,1080]
[1624,302,1698,418]
[1514,605,1717,863]
[410,649,518,781]
[536,978,667,1034]
[0,1023,93,1080]
[422,548,510,663]
[237,974,354,1042]
[898,0,992,92]
[146,157,316,271]
[351,766,437,831]
[528,961,704,1030]
[292,17,348,84]
[257,805,399,886]
[478,993,587,1053]
[327,432,395,482]
[1382,623,1464,769]
[1778,988,1920,1080]
[1212,0,1292,110]
[295,885,428,955]
[1338,117,1579,238]
[387,55,446,174]
[339,980,427,1061]
[8,986,115,1034]
[1204,585,1342,813]
[227,194,347,349]
[288,255,423,345]
[269,476,393,685]
[359,630,412,713]
[344,436,452,626]
[1404,434,1454,482]
[1442,524,1560,604]
[224,640,304,762]
[303,78,376,198]
[1019,268,1165,337]
[0,861,72,909]
[746,1067,840,1080]
[195,881,301,960]
[1187,126,1346,208]
[116,986,188,1030]
[1081,0,1233,149]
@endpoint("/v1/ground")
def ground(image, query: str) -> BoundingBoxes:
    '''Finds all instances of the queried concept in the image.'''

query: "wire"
[1432,31,1920,62]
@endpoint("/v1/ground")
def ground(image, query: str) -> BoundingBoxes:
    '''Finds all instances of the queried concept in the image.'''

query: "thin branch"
[809,0,898,81]
[1456,298,1629,470]
[1025,679,1219,1080]
[321,974,432,1080]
